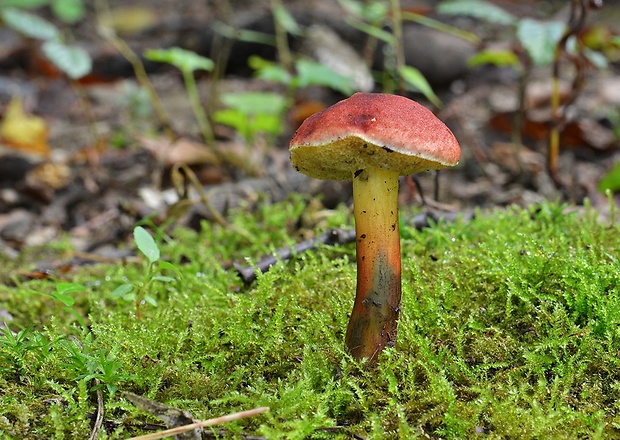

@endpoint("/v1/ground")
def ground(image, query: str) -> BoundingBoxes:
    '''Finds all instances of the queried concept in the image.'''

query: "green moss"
[1,198,620,438]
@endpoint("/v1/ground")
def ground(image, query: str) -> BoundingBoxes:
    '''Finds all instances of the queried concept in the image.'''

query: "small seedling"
[213,91,288,145]
[110,226,181,320]
[444,0,610,182]
[340,0,442,104]
[143,47,215,144]
[31,282,88,328]
[0,1,91,79]
[59,334,135,396]
[250,55,357,96]
[0,324,54,381]
[78,350,132,396]
[599,162,620,194]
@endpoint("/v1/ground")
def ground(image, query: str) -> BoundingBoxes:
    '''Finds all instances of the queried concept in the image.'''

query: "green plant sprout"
[442,0,610,183]
[110,226,181,320]
[599,108,620,193]
[31,282,88,329]
[59,333,135,397]
[458,3,565,151]
[599,161,620,193]
[213,91,288,146]
[0,0,91,79]
[213,51,360,171]
[270,0,303,72]
[0,324,47,380]
[76,350,132,396]
[338,0,442,106]
[250,55,357,96]
[143,47,216,145]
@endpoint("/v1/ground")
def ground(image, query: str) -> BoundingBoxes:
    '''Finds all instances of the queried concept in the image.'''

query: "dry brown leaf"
[25,162,71,190]
[289,100,326,129]
[0,97,50,156]
[139,136,221,167]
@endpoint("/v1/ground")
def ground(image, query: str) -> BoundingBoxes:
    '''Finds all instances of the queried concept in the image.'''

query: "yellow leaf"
[0,97,50,156]
[99,7,159,36]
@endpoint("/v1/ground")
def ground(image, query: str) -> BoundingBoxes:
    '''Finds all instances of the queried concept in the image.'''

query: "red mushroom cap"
[290,92,461,181]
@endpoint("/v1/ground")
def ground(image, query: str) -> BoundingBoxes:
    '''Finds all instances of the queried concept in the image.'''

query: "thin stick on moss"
[126,407,270,440]
[87,386,104,440]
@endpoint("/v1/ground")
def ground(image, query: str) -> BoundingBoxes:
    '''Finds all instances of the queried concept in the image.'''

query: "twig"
[400,11,480,45]
[233,210,474,284]
[270,0,294,73]
[549,0,594,187]
[234,228,357,284]
[391,0,406,94]
[126,407,270,440]
[181,69,215,146]
[172,163,229,228]
[208,0,235,130]
[87,383,104,440]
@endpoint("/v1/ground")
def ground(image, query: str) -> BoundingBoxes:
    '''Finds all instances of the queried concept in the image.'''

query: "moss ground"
[1,197,620,439]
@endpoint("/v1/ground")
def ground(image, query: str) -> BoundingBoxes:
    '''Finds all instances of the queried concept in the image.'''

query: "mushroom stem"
[345,167,402,362]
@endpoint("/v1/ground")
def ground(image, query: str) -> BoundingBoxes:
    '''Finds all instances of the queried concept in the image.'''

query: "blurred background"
[0,0,619,254]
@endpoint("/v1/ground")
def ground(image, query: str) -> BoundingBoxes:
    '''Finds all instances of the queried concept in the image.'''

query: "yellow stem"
[345,167,402,363]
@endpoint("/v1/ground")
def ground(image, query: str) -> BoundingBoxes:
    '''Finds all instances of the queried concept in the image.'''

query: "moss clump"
[1,198,619,438]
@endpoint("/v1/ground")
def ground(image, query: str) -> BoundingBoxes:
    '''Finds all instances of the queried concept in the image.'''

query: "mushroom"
[289,92,461,363]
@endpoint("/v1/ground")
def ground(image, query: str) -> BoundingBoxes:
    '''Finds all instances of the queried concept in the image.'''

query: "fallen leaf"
[139,136,221,167]
[99,6,159,36]
[489,112,617,151]
[25,162,71,190]
[0,96,50,156]
[289,100,325,129]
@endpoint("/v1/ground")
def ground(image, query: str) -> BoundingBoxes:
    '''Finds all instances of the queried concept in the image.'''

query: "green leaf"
[134,226,160,264]
[516,18,565,66]
[1,7,59,40]
[213,107,284,142]
[345,16,395,44]
[249,55,292,85]
[0,0,49,9]
[338,0,388,22]
[438,0,517,25]
[51,0,84,23]
[398,65,442,108]
[251,113,283,136]
[582,47,608,70]
[220,92,287,116]
[211,21,276,46]
[55,293,75,307]
[401,10,481,45]
[468,49,521,68]
[272,4,302,36]
[41,41,92,79]
[66,307,87,328]
[56,282,87,295]
[158,261,183,279]
[213,109,246,135]
[143,295,158,307]
[55,282,86,304]
[150,275,175,283]
[294,58,355,95]
[144,47,214,74]
[110,283,134,298]
[599,161,620,193]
